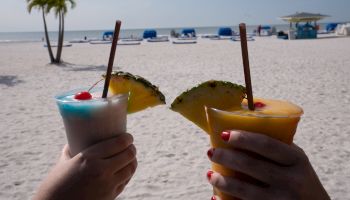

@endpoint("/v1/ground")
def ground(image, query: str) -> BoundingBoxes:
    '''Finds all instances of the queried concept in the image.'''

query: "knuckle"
[75,152,86,163]
[127,133,134,143]
[232,131,246,145]
[76,153,98,168]
[118,139,130,149]
[288,145,308,165]
[134,159,138,168]
[124,160,137,179]
[79,159,106,177]
[130,160,138,174]
[117,134,132,147]
[126,146,136,159]
[211,176,220,186]
[295,149,309,163]
[76,154,110,179]
[130,144,137,156]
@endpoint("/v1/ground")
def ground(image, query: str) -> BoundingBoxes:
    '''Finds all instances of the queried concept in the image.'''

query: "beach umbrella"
[280,12,330,23]
[218,27,233,36]
[181,28,196,36]
[143,29,157,39]
[326,23,339,32]
[102,31,114,40]
[261,25,271,30]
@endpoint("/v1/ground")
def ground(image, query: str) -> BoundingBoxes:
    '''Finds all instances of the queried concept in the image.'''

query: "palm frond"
[27,0,39,13]
[26,0,47,13]
[27,0,76,19]
[45,0,54,13]
[69,0,76,9]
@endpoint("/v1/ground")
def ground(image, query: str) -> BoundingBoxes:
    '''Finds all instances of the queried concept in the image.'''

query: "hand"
[207,130,330,200]
[33,133,137,200]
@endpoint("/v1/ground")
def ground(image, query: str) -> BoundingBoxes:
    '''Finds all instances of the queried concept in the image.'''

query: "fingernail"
[207,170,214,180]
[211,196,217,200]
[207,148,215,159]
[221,131,230,141]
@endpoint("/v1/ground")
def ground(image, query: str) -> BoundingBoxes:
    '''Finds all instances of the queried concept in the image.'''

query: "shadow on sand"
[54,62,121,72]
[0,75,25,87]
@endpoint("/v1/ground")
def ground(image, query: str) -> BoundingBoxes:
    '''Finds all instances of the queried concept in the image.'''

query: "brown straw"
[239,23,255,111]
[102,20,122,98]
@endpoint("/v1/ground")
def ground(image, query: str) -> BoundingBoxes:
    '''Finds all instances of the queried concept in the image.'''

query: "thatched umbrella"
[280,12,330,28]
[281,12,329,22]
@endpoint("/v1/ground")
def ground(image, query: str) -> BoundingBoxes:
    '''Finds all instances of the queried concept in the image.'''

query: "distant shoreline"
[0,22,346,43]
[0,21,346,33]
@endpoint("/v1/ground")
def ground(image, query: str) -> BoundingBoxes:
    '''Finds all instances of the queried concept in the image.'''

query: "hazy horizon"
[0,22,345,34]
[1,0,349,32]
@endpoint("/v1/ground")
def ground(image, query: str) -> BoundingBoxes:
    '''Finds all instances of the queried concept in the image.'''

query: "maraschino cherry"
[74,91,92,100]
[254,102,266,108]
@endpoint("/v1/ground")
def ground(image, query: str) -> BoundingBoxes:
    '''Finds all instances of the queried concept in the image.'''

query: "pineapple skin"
[107,71,166,113]
[171,80,246,133]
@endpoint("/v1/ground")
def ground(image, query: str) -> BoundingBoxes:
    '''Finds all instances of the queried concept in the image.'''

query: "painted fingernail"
[254,102,266,108]
[207,170,214,180]
[207,148,215,159]
[211,196,217,200]
[221,131,230,141]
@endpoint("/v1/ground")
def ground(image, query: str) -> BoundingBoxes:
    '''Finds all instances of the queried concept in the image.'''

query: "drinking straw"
[102,20,122,98]
[239,23,255,111]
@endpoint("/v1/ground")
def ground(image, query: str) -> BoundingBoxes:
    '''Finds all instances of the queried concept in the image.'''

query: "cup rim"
[206,107,303,119]
[55,87,128,103]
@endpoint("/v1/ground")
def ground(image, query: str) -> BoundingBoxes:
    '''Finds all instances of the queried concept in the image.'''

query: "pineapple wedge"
[171,80,246,133]
[108,71,165,113]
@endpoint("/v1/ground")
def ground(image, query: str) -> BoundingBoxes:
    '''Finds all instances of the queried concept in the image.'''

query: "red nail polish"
[254,102,266,108]
[207,170,214,180]
[211,196,217,200]
[207,148,215,158]
[221,131,230,141]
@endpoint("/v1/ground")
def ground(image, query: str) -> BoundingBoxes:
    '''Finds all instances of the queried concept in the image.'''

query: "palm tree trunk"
[55,11,62,63]
[42,9,55,63]
[56,12,64,63]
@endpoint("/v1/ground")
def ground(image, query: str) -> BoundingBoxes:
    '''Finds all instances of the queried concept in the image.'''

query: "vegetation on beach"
[26,0,76,64]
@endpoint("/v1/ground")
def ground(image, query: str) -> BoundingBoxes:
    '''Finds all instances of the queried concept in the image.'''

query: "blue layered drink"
[55,88,128,156]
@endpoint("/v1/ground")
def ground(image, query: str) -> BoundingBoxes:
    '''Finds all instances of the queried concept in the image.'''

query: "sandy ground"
[1,35,350,200]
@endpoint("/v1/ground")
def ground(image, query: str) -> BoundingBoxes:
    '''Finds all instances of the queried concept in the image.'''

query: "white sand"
[1,35,350,200]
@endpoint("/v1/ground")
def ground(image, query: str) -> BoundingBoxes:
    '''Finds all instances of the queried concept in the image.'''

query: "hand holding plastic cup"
[55,88,127,156]
[205,98,303,200]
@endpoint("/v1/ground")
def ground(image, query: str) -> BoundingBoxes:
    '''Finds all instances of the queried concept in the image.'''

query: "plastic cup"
[205,100,303,200]
[55,88,128,156]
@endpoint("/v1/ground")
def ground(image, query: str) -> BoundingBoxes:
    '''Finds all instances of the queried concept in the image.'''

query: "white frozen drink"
[55,88,128,156]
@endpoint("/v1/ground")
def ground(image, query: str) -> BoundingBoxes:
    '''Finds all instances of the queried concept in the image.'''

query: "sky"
[1,0,349,32]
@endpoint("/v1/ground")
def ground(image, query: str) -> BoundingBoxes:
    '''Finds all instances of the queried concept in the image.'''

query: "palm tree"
[27,0,76,64]
[46,0,76,63]
[27,0,55,63]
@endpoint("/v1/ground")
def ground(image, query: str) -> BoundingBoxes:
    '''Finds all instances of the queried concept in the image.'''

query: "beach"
[1,36,350,200]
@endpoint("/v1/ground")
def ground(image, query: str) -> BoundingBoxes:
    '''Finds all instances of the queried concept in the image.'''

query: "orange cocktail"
[206,98,303,200]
